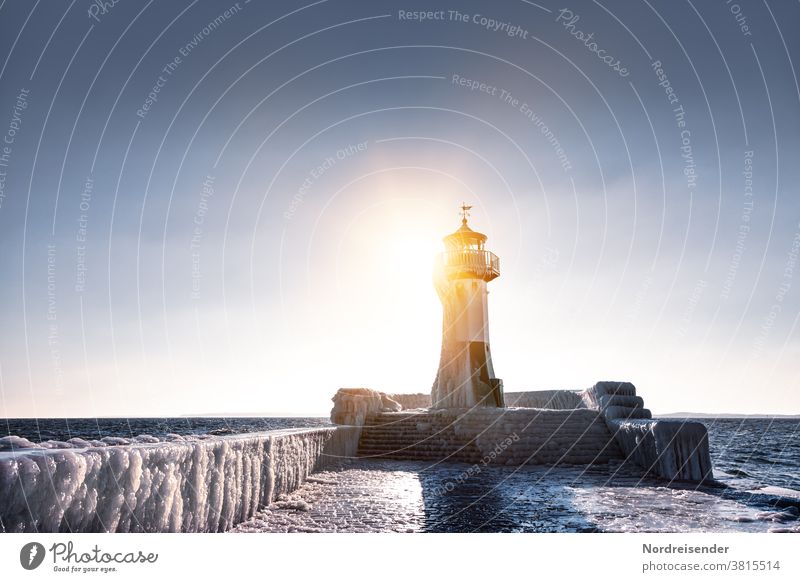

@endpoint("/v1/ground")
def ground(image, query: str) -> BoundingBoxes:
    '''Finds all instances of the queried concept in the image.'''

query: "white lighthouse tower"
[431,204,504,409]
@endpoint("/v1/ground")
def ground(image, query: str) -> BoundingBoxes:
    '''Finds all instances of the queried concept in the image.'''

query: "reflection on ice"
[233,459,800,533]
[234,466,425,533]
[570,485,798,533]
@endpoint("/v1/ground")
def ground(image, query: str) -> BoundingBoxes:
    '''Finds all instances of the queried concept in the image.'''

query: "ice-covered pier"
[331,381,713,484]
[0,427,358,533]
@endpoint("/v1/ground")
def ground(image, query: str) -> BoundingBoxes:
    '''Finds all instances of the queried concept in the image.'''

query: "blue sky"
[0,0,798,416]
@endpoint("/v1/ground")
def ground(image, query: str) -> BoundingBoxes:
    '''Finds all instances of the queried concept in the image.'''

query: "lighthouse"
[431,204,504,409]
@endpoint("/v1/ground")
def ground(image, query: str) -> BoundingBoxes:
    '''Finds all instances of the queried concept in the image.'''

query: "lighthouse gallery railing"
[436,249,500,281]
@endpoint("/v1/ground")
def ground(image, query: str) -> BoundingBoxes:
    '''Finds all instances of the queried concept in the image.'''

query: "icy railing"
[0,426,359,533]
[436,249,500,281]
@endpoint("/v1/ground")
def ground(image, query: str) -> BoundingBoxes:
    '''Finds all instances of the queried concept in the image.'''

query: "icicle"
[0,427,359,533]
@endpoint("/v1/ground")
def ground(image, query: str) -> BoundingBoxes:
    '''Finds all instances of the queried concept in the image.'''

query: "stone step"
[358,441,619,453]
[357,454,477,460]
[359,439,615,449]
[358,448,479,455]
[593,381,637,397]
[598,394,644,409]
[365,414,606,424]
[604,406,652,420]
[358,444,478,452]
[360,428,439,433]
[360,449,477,456]
[359,436,450,445]
[362,425,610,434]
[358,449,483,459]
[359,437,454,445]
[363,422,608,432]
[358,441,618,452]
[359,432,618,443]
[358,442,618,456]
[366,414,604,422]
[357,450,620,464]
[358,444,475,451]
[359,435,453,441]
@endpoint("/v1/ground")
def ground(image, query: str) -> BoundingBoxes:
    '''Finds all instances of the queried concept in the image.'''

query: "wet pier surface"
[232,459,799,533]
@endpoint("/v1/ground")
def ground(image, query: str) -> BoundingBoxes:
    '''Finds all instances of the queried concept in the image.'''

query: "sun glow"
[345,204,445,324]
[295,198,452,396]
[384,233,443,282]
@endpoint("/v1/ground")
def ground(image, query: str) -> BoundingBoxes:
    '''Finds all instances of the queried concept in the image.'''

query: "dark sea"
[689,417,799,491]
[1,416,330,443]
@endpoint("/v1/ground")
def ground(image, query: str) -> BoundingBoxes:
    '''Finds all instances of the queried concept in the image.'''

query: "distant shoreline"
[654,413,800,419]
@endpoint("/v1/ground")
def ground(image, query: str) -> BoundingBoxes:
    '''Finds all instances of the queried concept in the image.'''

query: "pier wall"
[333,382,713,483]
[381,391,588,410]
[0,426,360,533]
[388,392,431,410]
[505,390,586,409]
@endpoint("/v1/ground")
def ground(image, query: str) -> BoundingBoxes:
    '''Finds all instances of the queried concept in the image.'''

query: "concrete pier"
[330,381,714,483]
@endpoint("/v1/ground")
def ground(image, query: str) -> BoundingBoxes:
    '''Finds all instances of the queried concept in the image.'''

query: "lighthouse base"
[431,341,504,409]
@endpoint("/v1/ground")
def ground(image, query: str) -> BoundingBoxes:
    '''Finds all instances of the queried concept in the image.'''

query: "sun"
[385,233,443,282]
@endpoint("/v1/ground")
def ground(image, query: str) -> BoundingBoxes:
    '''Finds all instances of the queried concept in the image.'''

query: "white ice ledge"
[0,426,359,533]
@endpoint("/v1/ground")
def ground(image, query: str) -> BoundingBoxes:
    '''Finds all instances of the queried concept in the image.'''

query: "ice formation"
[0,427,359,533]
[610,419,713,483]
[0,434,172,451]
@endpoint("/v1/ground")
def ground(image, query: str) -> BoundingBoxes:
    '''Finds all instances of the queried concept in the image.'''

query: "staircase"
[356,408,623,465]
[589,381,652,421]
[357,412,482,462]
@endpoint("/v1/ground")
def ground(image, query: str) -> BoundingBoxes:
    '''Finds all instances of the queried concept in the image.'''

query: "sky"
[0,0,798,417]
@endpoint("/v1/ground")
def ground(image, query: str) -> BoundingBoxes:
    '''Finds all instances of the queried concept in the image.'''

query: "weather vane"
[459,202,472,224]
